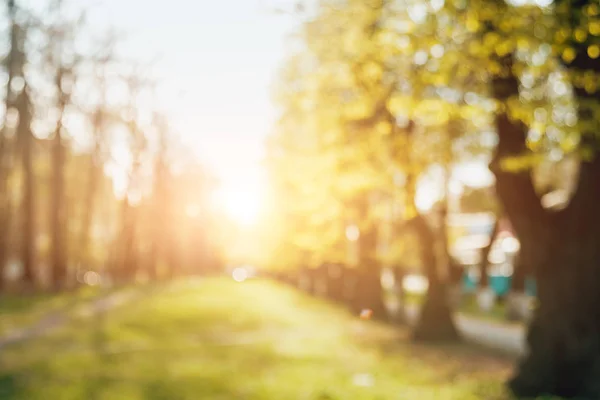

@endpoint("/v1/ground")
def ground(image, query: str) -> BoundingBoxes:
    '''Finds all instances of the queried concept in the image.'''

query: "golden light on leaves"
[555,29,568,44]
[516,37,531,51]
[584,79,597,94]
[344,100,371,120]
[375,120,392,136]
[466,14,480,33]
[574,28,588,43]
[363,62,383,81]
[483,32,500,48]
[266,0,600,280]
[562,47,576,63]
[588,45,600,59]
[495,41,513,57]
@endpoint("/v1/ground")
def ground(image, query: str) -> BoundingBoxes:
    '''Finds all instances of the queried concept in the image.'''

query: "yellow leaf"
[588,44,600,59]
[575,28,588,43]
[589,21,600,36]
[466,16,480,32]
[483,32,501,48]
[496,40,514,57]
[562,47,576,63]
[375,120,392,136]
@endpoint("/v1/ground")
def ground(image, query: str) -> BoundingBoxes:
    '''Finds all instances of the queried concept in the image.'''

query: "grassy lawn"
[0,278,515,400]
[459,296,512,324]
[0,286,103,337]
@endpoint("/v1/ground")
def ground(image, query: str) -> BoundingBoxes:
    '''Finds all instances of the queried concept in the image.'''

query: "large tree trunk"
[411,214,459,341]
[491,51,600,398]
[399,120,457,340]
[508,218,600,399]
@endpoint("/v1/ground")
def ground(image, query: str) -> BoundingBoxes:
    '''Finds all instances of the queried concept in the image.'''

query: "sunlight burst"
[215,183,263,227]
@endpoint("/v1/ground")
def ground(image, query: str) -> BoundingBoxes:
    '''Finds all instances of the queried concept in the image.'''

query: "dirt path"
[404,305,525,355]
[0,289,137,350]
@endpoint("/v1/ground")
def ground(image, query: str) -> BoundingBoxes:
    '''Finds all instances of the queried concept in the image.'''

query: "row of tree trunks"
[274,264,380,316]
[279,133,459,339]
[273,223,458,339]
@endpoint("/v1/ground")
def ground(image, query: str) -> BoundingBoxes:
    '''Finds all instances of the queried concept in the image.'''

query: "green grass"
[0,278,515,400]
[0,286,102,336]
[460,295,510,323]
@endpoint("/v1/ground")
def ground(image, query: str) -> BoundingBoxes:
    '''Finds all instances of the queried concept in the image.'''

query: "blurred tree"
[43,0,84,289]
[75,42,116,282]
[147,113,170,281]
[0,0,21,290]
[116,73,148,284]
[8,0,37,288]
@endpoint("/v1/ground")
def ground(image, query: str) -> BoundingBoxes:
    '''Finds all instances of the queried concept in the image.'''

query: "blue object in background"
[461,270,537,297]
[489,275,511,296]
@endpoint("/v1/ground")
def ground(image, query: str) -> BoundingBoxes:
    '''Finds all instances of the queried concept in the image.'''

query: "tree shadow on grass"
[0,373,18,399]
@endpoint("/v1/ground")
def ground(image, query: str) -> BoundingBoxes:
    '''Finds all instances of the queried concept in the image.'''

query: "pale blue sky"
[84,0,299,202]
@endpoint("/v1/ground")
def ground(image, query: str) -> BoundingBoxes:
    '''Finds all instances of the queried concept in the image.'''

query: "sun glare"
[215,183,263,227]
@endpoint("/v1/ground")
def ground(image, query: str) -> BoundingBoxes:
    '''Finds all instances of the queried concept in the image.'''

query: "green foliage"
[265,0,600,274]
